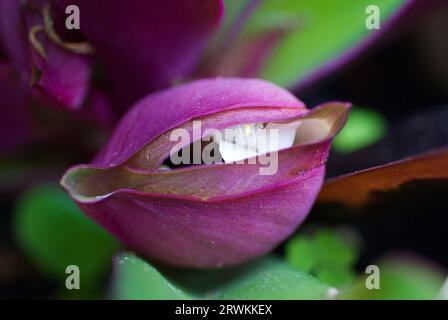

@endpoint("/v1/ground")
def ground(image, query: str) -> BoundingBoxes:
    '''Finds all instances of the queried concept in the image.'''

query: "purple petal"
[53,0,224,108]
[29,34,91,110]
[0,0,91,109]
[61,78,350,268]
[78,90,115,128]
[0,0,30,81]
[0,62,33,153]
[200,27,287,78]
[94,78,306,167]
[71,166,325,269]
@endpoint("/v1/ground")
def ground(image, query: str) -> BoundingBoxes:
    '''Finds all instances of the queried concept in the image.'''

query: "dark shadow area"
[310,179,448,270]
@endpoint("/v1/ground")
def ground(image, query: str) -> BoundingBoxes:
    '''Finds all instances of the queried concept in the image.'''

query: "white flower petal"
[217,121,301,163]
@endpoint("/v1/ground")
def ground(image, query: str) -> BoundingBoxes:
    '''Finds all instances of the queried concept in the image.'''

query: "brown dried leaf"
[318,148,448,207]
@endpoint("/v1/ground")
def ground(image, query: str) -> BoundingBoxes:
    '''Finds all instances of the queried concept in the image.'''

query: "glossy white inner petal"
[216,121,301,163]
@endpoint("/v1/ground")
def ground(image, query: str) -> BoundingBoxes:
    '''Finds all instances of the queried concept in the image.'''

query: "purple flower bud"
[61,78,350,268]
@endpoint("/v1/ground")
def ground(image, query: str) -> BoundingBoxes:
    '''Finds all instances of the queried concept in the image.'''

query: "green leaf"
[207,0,255,52]
[314,229,358,267]
[285,228,359,288]
[339,257,446,300]
[284,236,316,273]
[333,107,387,153]
[246,0,407,87]
[111,253,191,300]
[220,0,253,36]
[111,253,329,300]
[13,184,120,291]
[210,257,329,299]
[316,267,356,289]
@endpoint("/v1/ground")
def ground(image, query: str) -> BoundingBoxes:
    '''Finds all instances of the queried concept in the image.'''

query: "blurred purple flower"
[0,0,223,151]
[52,0,224,108]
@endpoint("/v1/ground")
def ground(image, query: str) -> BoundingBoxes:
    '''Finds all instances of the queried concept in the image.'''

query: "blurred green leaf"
[221,0,253,36]
[333,107,387,153]
[111,253,329,300]
[207,0,257,53]
[14,184,120,292]
[314,229,358,267]
[246,0,407,87]
[285,228,359,287]
[339,257,446,300]
[316,267,356,289]
[284,236,316,273]
[210,256,329,299]
[111,253,191,300]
